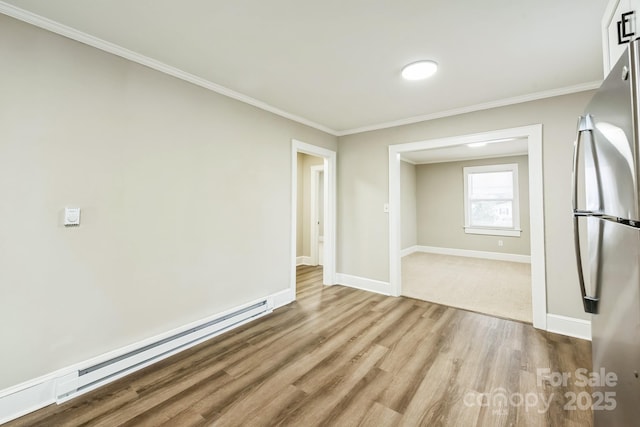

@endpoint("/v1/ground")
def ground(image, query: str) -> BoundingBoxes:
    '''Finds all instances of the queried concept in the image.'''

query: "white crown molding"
[0,2,600,140]
[336,81,601,136]
[0,2,339,136]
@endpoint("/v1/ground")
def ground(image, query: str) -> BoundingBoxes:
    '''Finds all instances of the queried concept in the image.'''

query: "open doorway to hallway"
[290,139,336,300]
[296,265,324,299]
[295,153,325,268]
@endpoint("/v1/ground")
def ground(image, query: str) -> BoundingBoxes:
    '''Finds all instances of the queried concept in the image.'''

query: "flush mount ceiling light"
[401,60,438,80]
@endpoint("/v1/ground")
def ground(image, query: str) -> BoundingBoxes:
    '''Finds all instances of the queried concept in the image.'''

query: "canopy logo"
[463,368,617,414]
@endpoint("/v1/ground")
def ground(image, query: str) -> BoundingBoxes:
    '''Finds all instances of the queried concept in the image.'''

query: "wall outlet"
[498,240,503,247]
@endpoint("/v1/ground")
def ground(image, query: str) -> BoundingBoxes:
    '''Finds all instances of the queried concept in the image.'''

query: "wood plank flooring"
[6,265,593,426]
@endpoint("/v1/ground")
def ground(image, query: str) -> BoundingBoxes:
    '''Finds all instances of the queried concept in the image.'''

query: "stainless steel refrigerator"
[573,38,640,425]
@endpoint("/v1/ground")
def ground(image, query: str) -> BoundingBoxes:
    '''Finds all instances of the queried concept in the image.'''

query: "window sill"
[464,227,521,237]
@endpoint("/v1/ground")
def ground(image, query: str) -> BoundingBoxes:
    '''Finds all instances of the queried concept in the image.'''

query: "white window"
[463,163,521,237]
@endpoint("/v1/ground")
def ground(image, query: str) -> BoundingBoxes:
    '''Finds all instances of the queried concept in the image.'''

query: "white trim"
[291,140,337,293]
[410,151,529,165]
[400,245,419,257]
[0,2,600,138]
[296,256,313,266]
[0,2,337,137]
[399,157,417,165]
[389,124,547,330]
[601,0,621,77]
[0,289,291,424]
[338,82,600,136]
[412,245,531,264]
[546,314,592,341]
[271,288,295,310]
[0,375,56,425]
[527,125,546,330]
[335,273,391,296]
[309,165,324,266]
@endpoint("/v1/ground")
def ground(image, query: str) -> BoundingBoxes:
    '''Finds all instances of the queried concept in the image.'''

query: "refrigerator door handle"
[572,115,600,314]
[572,115,594,213]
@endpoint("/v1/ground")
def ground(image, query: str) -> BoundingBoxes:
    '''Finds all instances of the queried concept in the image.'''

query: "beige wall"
[0,15,337,390]
[400,161,417,250]
[416,155,530,255]
[337,90,594,321]
[297,153,324,257]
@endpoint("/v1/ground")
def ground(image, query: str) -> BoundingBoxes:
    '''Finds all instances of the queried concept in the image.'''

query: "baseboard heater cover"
[56,300,270,401]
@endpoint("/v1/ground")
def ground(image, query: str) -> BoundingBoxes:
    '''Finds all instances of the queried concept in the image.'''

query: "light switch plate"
[64,207,81,226]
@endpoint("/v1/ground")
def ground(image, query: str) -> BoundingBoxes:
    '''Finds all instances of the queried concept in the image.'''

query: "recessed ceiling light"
[401,60,438,80]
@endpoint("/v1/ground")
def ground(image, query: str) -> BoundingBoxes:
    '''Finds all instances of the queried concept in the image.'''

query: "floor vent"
[57,300,270,401]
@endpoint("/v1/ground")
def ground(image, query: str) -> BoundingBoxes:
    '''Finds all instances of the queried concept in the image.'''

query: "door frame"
[388,124,547,330]
[291,140,336,297]
[310,165,324,266]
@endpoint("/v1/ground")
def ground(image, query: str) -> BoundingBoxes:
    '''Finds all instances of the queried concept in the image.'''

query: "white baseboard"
[400,245,418,257]
[0,374,58,426]
[410,245,531,264]
[270,288,295,309]
[335,273,391,296]
[0,289,288,425]
[296,256,313,266]
[546,314,592,341]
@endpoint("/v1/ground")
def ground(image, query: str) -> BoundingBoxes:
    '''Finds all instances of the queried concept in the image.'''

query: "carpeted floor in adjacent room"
[402,252,532,323]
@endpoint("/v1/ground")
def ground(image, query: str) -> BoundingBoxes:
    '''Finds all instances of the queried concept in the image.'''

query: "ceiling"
[402,138,528,164]
[0,0,609,135]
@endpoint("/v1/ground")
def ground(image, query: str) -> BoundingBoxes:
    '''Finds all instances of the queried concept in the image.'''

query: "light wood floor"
[7,265,592,426]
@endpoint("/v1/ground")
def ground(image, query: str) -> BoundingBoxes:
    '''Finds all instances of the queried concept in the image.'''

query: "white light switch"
[383,203,389,213]
[64,207,81,226]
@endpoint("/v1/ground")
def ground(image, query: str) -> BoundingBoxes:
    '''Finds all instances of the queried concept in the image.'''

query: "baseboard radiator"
[56,300,270,401]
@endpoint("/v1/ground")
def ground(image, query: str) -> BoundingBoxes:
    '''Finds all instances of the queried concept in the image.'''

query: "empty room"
[400,144,533,323]
[0,1,635,426]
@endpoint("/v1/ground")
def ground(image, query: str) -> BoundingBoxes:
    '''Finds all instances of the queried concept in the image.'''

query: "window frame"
[463,163,521,237]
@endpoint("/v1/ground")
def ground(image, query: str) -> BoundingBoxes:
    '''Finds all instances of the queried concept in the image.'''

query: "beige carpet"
[402,252,532,323]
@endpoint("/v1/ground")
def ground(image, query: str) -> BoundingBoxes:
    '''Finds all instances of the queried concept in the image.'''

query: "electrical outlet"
[498,240,503,247]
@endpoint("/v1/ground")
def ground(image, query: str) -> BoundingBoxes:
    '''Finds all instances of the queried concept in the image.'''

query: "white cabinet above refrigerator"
[603,0,640,76]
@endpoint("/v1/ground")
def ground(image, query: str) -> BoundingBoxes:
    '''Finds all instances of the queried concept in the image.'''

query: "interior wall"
[337,90,594,321]
[0,15,337,390]
[400,160,417,250]
[416,155,530,255]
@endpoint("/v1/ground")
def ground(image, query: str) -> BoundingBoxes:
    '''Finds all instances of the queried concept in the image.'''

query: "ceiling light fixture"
[467,142,488,148]
[401,60,438,80]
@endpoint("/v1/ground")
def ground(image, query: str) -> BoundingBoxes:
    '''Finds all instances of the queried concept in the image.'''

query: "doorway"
[290,140,336,300]
[388,125,547,329]
[400,152,532,322]
[310,166,325,266]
